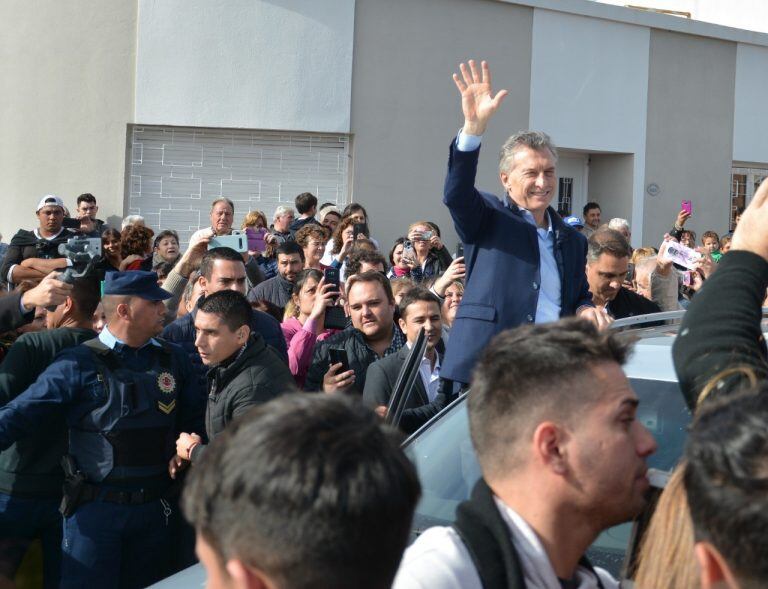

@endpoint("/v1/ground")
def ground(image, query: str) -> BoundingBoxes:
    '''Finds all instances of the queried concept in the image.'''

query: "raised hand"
[453,60,508,136]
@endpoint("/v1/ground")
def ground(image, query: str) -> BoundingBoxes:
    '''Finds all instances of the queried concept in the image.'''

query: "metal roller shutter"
[127,125,351,246]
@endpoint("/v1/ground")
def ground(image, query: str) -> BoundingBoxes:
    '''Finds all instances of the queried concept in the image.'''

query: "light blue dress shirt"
[455,131,562,323]
[99,326,161,349]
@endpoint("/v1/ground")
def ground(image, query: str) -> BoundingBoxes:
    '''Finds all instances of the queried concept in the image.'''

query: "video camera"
[56,237,102,283]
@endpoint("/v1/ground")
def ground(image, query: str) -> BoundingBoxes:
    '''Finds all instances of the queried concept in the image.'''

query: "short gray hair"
[211,197,234,214]
[498,131,558,173]
[273,205,295,221]
[608,218,630,232]
[121,215,145,230]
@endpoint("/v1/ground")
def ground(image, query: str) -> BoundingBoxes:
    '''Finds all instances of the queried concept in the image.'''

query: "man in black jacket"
[162,247,288,398]
[586,229,661,319]
[247,241,304,310]
[363,286,445,433]
[0,195,77,287]
[173,291,294,471]
[305,271,406,393]
[0,277,100,588]
[394,319,657,588]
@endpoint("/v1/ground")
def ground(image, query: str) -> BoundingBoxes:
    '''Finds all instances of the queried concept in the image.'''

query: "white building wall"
[135,0,355,133]
[590,0,768,34]
[732,43,768,165]
[529,8,650,239]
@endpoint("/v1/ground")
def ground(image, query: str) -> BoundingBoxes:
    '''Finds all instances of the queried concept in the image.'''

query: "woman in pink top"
[281,268,339,387]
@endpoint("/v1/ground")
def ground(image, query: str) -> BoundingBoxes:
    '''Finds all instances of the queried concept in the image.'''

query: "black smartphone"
[324,306,348,330]
[328,347,350,373]
[62,217,81,229]
[626,262,635,282]
[455,242,464,259]
[353,223,368,238]
[324,267,340,289]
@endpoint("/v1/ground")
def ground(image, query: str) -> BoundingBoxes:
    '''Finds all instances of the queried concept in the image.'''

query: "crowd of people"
[0,58,765,589]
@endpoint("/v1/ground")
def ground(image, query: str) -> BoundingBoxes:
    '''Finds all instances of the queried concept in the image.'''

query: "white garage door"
[127,125,351,246]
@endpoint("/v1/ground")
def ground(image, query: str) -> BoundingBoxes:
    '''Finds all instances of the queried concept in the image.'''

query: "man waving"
[441,60,604,389]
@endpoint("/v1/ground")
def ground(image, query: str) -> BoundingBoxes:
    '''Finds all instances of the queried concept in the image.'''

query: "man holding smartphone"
[305,271,406,394]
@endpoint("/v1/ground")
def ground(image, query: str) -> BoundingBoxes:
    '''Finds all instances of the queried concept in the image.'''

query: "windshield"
[404,377,691,578]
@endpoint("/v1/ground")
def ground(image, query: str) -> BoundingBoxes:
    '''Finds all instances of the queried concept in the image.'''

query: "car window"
[404,377,691,579]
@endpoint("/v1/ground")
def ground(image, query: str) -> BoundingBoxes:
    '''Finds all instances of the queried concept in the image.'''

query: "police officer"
[0,271,204,589]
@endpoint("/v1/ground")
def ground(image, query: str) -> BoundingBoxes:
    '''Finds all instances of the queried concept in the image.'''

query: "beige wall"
[0,0,136,240]
[589,153,635,233]
[643,30,737,244]
[350,0,533,251]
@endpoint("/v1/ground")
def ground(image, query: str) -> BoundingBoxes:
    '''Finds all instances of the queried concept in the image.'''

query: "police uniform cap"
[103,271,172,301]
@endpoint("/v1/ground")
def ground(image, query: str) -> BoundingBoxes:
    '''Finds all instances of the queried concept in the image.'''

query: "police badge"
[157,372,176,395]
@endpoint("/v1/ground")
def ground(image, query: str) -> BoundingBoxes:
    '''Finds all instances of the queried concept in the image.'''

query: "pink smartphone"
[681,200,692,215]
[246,227,267,252]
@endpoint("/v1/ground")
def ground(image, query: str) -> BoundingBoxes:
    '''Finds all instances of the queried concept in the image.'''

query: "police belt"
[79,482,169,505]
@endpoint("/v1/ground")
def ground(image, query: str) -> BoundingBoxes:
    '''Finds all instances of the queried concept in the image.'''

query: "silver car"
[152,314,691,587]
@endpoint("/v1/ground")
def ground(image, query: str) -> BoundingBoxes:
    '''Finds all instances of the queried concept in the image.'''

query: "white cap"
[36,194,65,212]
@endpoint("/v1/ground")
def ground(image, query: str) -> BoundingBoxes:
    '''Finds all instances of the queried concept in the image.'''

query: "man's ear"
[695,541,739,589]
[226,559,272,589]
[398,316,407,334]
[238,325,251,344]
[532,421,568,475]
[499,170,509,191]
[116,300,132,320]
[197,274,208,294]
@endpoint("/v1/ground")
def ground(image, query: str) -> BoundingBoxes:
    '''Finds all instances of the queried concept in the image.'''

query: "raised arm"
[673,178,768,409]
[444,60,508,243]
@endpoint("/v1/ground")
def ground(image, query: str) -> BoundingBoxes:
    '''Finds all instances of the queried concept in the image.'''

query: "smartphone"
[402,239,416,260]
[455,242,464,259]
[328,347,350,373]
[421,230,434,241]
[324,306,348,330]
[681,200,692,215]
[353,223,368,239]
[245,227,267,252]
[62,217,81,229]
[683,270,694,287]
[208,230,247,253]
[626,262,635,282]
[324,267,340,289]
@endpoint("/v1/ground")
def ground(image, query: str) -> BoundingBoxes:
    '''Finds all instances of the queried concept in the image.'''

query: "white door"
[556,155,588,218]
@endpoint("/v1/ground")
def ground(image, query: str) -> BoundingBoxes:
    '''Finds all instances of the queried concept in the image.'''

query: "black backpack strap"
[451,479,526,589]
[154,337,175,371]
[577,557,605,589]
[82,338,120,371]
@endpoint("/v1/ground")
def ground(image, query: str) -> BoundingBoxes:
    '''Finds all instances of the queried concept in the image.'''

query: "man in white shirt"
[394,318,657,589]
[363,286,445,433]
